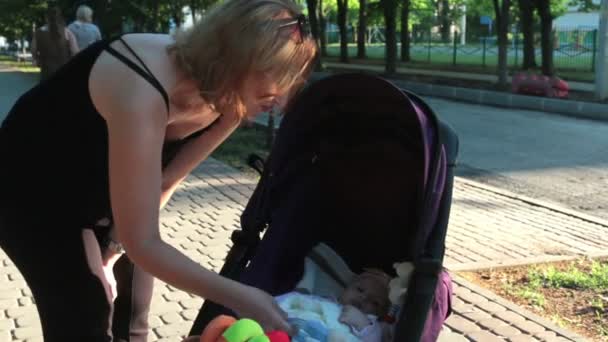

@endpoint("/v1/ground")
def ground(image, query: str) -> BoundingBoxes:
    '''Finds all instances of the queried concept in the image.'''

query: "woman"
[0,0,317,341]
[32,6,79,81]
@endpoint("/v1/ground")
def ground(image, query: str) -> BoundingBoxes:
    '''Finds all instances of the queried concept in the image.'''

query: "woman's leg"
[0,214,114,341]
[112,254,155,342]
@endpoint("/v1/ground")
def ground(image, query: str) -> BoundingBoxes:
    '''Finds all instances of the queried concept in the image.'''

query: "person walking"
[68,5,102,49]
[31,6,79,81]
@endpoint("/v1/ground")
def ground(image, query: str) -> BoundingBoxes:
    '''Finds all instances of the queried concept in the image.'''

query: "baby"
[276,269,392,342]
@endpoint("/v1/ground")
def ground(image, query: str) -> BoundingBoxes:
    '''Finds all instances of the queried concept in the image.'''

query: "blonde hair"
[76,5,93,22]
[168,0,318,118]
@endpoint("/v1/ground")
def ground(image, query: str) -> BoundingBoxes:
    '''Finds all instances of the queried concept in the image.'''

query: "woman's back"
[34,27,72,79]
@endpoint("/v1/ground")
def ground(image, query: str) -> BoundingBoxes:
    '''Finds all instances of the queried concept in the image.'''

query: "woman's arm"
[160,115,240,209]
[89,54,291,333]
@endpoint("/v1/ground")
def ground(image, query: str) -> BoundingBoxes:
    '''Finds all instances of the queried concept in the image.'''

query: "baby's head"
[338,269,391,317]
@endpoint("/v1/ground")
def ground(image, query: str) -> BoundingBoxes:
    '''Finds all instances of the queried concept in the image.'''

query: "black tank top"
[0,36,201,228]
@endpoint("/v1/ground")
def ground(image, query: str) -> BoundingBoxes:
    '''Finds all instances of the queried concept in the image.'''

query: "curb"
[447,252,608,272]
[455,176,608,229]
[452,274,589,342]
[310,70,608,123]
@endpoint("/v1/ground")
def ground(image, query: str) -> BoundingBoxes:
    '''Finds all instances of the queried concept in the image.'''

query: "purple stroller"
[189,73,458,341]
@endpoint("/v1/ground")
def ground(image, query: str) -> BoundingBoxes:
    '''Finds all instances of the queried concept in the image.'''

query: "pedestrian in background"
[32,6,79,81]
[68,5,102,49]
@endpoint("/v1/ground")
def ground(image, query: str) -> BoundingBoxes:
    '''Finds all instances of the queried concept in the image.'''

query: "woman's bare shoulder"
[88,33,175,124]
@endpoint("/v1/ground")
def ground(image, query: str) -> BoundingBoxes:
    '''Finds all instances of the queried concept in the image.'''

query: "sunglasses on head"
[278,14,311,44]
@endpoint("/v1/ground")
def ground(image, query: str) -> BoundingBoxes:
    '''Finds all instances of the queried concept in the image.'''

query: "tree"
[596,0,607,100]
[306,0,321,43]
[357,0,368,58]
[517,0,537,69]
[382,0,398,73]
[534,0,554,76]
[400,0,411,61]
[570,0,601,11]
[319,0,328,56]
[337,0,350,62]
[438,0,451,42]
[493,0,511,88]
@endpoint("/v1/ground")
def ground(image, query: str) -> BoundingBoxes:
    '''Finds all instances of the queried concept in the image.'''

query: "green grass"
[530,260,608,290]
[210,123,270,175]
[0,56,39,73]
[502,258,608,337]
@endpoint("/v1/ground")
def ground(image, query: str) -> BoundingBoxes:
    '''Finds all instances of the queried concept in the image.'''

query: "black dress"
[0,35,190,342]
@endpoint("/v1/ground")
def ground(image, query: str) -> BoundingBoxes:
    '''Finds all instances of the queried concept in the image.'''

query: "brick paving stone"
[148,315,164,329]
[16,298,31,307]
[5,306,37,319]
[15,316,36,328]
[0,299,17,310]
[511,320,547,335]
[534,330,558,341]
[0,318,14,330]
[24,338,42,342]
[163,291,192,302]
[160,312,183,324]
[467,330,506,341]
[492,324,522,339]
[494,310,527,324]
[478,317,510,332]
[179,298,202,310]
[181,309,200,321]
[446,314,482,334]
[462,309,493,323]
[153,321,192,339]
[508,335,541,342]
[0,290,21,300]
[437,330,470,342]
[13,326,41,340]
[458,291,490,306]
[475,300,507,314]
[545,337,574,342]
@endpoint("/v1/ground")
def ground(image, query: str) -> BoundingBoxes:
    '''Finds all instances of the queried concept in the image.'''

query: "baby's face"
[339,276,389,316]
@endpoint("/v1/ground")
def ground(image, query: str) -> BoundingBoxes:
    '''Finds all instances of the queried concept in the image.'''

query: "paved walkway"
[0,69,37,120]
[1,158,605,341]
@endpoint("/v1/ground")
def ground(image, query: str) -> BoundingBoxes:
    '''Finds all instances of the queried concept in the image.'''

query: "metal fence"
[325,25,598,73]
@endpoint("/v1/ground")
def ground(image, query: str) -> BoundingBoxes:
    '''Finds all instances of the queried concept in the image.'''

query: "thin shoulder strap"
[104,37,170,114]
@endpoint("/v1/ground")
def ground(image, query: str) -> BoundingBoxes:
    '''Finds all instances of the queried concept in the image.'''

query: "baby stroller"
[188,73,459,341]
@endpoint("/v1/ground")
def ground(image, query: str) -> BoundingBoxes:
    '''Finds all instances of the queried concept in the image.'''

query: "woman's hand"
[229,284,294,335]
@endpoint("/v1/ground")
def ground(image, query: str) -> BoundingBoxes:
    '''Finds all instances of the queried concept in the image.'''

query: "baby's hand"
[339,305,372,330]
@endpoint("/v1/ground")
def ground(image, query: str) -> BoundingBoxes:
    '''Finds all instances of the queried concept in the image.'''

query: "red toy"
[186,315,290,342]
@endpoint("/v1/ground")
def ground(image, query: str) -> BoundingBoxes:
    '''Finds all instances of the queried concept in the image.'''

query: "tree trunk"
[337,0,349,63]
[306,0,323,71]
[401,0,411,62]
[306,0,320,43]
[518,0,536,69]
[319,0,327,57]
[147,0,161,32]
[190,1,197,24]
[357,0,367,58]
[383,0,398,73]
[535,0,554,76]
[493,0,511,88]
[439,0,451,43]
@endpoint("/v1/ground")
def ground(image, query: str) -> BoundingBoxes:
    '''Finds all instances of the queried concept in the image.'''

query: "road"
[427,97,608,220]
